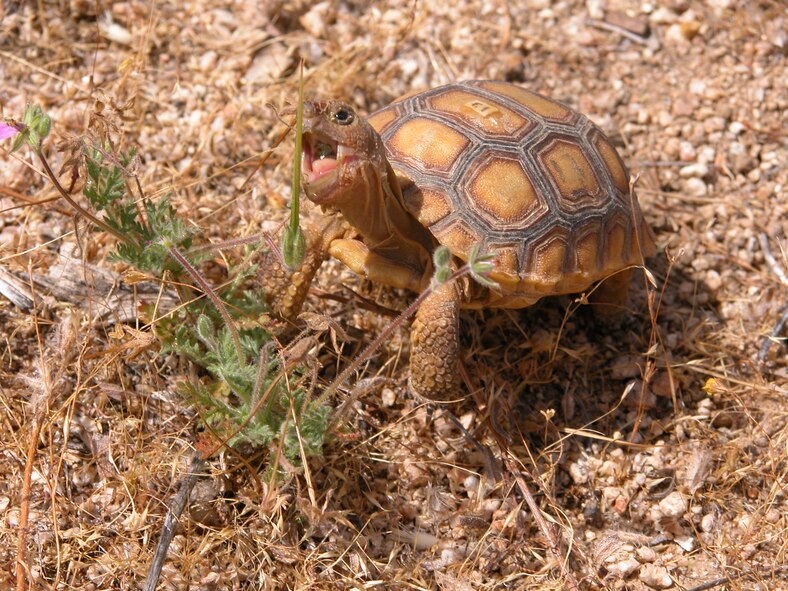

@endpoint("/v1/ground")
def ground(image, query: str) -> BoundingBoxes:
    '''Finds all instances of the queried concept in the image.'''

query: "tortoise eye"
[332,107,355,125]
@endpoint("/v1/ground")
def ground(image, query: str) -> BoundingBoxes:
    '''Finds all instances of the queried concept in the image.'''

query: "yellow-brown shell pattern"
[367,80,655,303]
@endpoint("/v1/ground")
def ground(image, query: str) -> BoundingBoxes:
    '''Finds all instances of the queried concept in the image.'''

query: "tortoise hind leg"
[589,268,633,318]
[409,281,461,402]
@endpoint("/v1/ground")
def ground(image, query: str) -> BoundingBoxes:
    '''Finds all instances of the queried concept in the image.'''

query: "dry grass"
[1,1,786,590]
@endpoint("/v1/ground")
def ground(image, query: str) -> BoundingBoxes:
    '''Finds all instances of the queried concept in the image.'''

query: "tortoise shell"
[366,80,655,304]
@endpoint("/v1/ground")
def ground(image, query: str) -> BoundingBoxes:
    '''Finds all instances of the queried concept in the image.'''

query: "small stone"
[650,7,677,24]
[701,513,715,532]
[705,270,722,291]
[199,51,217,72]
[586,0,605,20]
[639,564,673,589]
[697,397,714,417]
[636,546,657,563]
[602,486,623,508]
[679,162,709,178]
[689,79,706,95]
[675,536,695,551]
[605,11,650,37]
[651,372,674,398]
[299,1,334,38]
[381,388,396,407]
[678,141,697,161]
[737,514,753,530]
[463,474,480,494]
[765,509,781,523]
[658,492,688,519]
[665,24,687,45]
[607,557,641,578]
[569,460,590,485]
[682,178,708,196]
[729,142,754,173]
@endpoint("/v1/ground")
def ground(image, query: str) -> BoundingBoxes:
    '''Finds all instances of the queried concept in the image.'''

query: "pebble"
[299,1,334,38]
[665,23,689,45]
[607,557,641,578]
[678,141,697,161]
[650,7,677,24]
[679,162,709,178]
[697,397,715,418]
[737,514,753,531]
[705,270,722,291]
[639,564,673,589]
[658,492,688,519]
[675,536,695,552]
[636,546,657,563]
[569,460,590,485]
[381,388,396,407]
[682,178,708,197]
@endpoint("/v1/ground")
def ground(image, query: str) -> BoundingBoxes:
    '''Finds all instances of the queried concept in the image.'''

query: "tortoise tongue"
[307,156,337,183]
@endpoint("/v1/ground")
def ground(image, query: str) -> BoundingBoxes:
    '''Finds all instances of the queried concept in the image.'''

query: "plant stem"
[167,245,245,364]
[35,146,140,250]
[290,62,304,238]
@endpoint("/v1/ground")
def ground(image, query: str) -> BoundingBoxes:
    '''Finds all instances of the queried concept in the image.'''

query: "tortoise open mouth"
[301,133,357,203]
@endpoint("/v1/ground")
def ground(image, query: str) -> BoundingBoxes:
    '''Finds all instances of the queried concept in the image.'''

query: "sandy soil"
[1,1,786,589]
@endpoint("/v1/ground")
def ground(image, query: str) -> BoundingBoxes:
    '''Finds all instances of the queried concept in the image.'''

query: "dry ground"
[1,0,787,590]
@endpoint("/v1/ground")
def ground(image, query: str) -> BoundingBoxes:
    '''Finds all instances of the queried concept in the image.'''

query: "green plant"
[4,104,329,466]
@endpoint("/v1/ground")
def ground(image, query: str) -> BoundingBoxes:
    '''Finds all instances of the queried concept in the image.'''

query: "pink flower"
[0,122,21,140]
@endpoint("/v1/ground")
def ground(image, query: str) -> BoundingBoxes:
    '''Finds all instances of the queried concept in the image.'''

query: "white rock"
[607,558,641,578]
[679,141,697,161]
[299,1,333,38]
[675,535,695,551]
[706,270,722,291]
[636,546,657,563]
[381,388,396,407]
[569,460,589,485]
[679,163,709,178]
[664,24,686,45]
[682,178,708,197]
[586,0,605,20]
[650,7,677,24]
[658,492,688,518]
[639,564,674,589]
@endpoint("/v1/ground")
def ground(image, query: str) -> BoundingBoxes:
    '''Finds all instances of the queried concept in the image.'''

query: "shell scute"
[465,154,544,226]
[426,89,536,139]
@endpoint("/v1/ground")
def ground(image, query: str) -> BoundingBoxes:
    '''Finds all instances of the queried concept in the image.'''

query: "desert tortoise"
[263,80,655,401]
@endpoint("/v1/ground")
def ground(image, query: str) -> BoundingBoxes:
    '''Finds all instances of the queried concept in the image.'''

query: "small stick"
[759,232,788,286]
[585,18,652,46]
[142,454,206,591]
[757,304,788,364]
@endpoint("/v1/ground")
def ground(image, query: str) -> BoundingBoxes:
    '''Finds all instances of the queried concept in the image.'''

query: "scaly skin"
[408,280,461,401]
[261,216,346,322]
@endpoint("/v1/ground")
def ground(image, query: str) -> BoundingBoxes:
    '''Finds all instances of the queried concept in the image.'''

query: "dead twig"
[143,454,207,591]
[759,232,788,287]
[585,18,653,46]
[757,304,788,364]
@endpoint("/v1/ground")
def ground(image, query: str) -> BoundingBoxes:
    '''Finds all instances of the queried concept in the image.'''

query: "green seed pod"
[282,225,306,270]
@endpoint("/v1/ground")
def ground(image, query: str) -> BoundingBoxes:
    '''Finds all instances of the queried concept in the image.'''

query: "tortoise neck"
[337,161,436,282]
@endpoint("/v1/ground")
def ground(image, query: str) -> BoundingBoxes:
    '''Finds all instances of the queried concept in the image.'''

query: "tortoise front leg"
[261,216,346,322]
[409,281,461,401]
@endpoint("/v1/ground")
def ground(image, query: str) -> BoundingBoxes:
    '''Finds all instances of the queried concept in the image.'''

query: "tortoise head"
[300,99,387,206]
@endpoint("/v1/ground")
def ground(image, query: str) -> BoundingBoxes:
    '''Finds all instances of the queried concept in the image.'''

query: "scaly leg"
[261,216,346,322]
[409,280,461,402]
